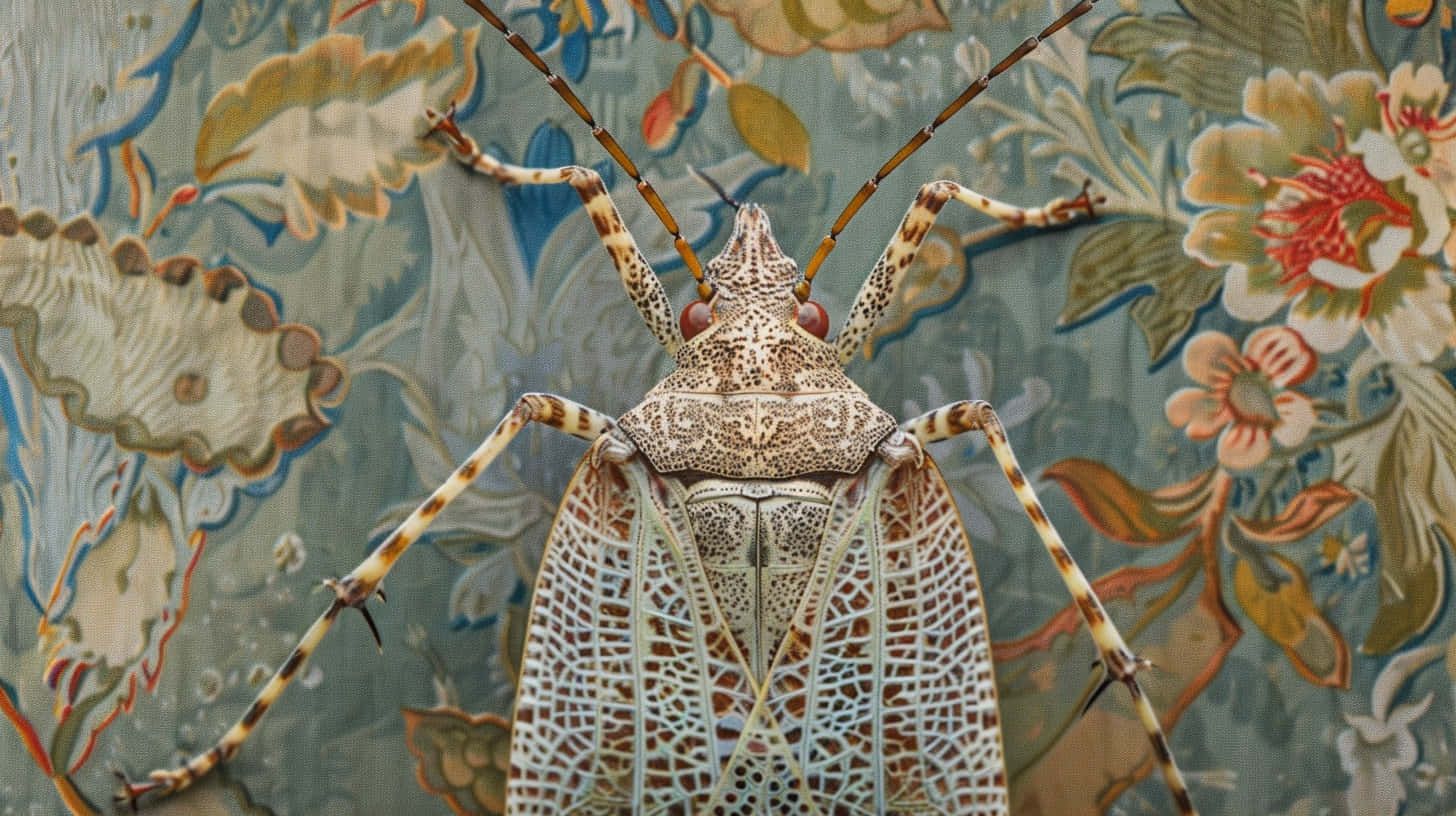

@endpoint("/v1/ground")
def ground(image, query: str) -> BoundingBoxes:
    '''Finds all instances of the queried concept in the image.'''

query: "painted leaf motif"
[624,0,681,38]
[642,90,679,150]
[0,209,345,476]
[701,0,948,56]
[0,341,141,630]
[667,57,704,116]
[212,214,419,349]
[1043,458,1217,545]
[40,470,205,773]
[1061,219,1223,365]
[0,341,200,771]
[499,601,530,686]
[1234,480,1358,543]
[1091,0,1378,117]
[1333,364,1456,653]
[195,17,481,239]
[1,0,197,216]
[1385,0,1436,26]
[402,707,512,816]
[1233,551,1350,687]
[447,548,525,629]
[726,83,811,172]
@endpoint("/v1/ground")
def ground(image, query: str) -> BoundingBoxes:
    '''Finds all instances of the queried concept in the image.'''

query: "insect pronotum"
[119,0,1199,812]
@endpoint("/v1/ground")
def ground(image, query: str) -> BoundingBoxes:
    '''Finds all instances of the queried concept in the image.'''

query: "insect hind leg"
[903,400,1199,816]
[116,393,618,807]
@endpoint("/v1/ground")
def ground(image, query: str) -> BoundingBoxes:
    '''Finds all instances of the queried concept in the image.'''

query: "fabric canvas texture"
[2,0,1455,813]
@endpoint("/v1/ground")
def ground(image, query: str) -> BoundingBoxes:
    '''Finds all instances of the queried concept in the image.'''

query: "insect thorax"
[616,206,896,479]
[681,478,832,678]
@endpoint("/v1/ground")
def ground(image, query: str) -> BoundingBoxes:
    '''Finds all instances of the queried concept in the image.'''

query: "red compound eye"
[680,300,713,341]
[797,300,829,339]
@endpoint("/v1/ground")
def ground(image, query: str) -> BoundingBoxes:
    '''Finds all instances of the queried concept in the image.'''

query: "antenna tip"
[687,165,740,210]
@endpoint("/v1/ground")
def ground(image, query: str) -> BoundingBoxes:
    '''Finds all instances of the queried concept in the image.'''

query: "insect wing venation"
[511,444,1007,815]
[763,458,1007,815]
[509,447,758,812]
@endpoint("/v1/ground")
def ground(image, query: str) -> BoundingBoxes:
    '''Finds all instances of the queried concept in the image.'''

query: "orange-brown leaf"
[1233,480,1357,543]
[1043,459,1209,545]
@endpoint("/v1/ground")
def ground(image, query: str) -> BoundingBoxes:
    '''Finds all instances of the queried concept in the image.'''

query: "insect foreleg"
[116,394,618,807]
[800,0,1101,292]
[834,179,1100,365]
[426,107,683,354]
[903,400,1199,816]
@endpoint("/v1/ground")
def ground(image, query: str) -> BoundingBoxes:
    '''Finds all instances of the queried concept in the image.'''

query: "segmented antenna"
[459,0,712,300]
[796,0,1099,302]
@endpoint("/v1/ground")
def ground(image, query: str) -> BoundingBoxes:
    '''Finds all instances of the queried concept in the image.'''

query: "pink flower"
[1165,327,1318,470]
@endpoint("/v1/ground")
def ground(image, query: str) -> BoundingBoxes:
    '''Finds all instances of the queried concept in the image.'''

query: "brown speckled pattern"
[619,206,897,478]
[835,180,1098,365]
[684,478,830,679]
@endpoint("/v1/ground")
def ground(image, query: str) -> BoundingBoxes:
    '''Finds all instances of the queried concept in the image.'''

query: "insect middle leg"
[903,400,1199,816]
[116,393,623,806]
[834,179,1100,365]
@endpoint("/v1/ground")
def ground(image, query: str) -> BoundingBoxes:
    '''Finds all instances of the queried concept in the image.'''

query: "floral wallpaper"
[2,0,1455,814]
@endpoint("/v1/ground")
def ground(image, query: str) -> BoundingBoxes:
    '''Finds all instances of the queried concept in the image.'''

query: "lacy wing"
[508,450,758,814]
[762,459,1009,815]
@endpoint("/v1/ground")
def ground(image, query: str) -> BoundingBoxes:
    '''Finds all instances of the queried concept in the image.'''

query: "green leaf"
[726,83,811,173]
[1332,364,1456,653]
[1091,0,1377,117]
[1061,219,1224,365]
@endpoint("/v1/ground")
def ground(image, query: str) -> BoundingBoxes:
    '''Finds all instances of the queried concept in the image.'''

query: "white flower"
[1336,645,1444,816]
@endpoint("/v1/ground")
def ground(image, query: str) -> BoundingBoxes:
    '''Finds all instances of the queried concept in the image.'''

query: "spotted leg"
[903,400,1199,816]
[116,394,624,807]
[426,106,686,354]
[835,179,1099,365]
